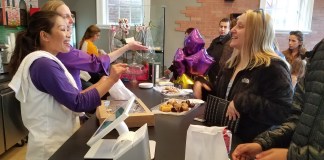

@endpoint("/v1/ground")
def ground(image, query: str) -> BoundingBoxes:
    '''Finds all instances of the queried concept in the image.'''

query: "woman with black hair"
[8,11,127,160]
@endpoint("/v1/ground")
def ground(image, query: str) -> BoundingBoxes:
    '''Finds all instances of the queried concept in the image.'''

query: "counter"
[0,73,28,155]
[49,82,240,160]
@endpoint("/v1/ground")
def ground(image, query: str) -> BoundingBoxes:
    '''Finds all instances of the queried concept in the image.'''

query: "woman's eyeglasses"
[254,8,265,27]
[61,13,75,20]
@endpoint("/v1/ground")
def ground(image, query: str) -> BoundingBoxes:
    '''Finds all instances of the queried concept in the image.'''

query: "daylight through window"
[260,0,314,33]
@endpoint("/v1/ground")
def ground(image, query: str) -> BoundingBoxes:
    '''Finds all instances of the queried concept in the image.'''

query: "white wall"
[152,0,199,69]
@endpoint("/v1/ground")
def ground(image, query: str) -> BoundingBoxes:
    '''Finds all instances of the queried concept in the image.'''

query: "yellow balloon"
[174,74,194,89]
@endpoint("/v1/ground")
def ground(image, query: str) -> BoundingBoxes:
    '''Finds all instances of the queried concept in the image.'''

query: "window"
[260,0,314,33]
[96,0,150,28]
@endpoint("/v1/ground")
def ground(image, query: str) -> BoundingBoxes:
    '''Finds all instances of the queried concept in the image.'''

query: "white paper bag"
[185,125,228,160]
[109,79,135,100]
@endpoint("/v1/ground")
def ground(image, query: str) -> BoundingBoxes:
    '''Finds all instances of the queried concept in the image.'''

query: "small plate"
[187,99,205,104]
[151,99,202,116]
[182,89,193,93]
[139,83,153,89]
[153,86,192,97]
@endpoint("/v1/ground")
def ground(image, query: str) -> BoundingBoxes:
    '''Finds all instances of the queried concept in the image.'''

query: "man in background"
[206,17,233,68]
[193,18,233,100]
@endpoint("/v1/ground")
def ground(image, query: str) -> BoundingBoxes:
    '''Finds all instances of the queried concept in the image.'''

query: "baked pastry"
[160,99,193,112]
[159,104,173,112]
[181,105,189,111]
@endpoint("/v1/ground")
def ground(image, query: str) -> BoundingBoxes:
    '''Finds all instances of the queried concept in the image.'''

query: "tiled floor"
[0,145,26,160]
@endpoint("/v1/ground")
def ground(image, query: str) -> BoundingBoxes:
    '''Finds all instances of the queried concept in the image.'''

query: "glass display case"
[106,3,165,81]
[106,4,165,64]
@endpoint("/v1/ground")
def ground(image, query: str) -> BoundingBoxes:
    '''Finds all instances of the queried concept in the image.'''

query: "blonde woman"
[41,0,147,90]
[207,9,293,142]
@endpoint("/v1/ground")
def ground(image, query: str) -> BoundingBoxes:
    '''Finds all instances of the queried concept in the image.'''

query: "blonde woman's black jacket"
[210,58,293,142]
[253,39,324,160]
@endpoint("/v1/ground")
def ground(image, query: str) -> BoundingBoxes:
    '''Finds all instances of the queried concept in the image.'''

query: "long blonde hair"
[41,0,65,11]
[227,10,280,69]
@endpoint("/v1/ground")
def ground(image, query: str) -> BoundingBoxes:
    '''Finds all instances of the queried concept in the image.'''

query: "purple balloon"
[184,49,214,75]
[183,29,205,56]
[173,48,186,75]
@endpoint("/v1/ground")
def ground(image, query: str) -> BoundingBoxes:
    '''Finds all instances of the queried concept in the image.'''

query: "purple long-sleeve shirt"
[56,46,110,90]
[29,57,101,112]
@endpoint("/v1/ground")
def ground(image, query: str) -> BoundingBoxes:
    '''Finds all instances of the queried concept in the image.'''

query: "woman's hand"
[201,82,211,91]
[193,81,203,99]
[109,63,128,83]
[255,148,288,160]
[232,143,262,160]
[226,101,240,120]
[84,63,127,96]
[126,41,148,51]
[193,81,211,99]
[164,69,171,76]
[109,41,148,62]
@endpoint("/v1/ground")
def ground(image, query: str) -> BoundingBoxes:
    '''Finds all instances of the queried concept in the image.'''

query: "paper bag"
[109,79,135,100]
[185,125,228,160]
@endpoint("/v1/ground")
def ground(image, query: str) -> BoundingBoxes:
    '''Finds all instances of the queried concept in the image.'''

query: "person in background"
[79,24,106,88]
[164,27,194,81]
[207,18,233,62]
[282,30,307,88]
[206,9,293,142]
[8,11,127,160]
[41,0,147,91]
[232,39,324,160]
[79,24,105,57]
[193,18,234,100]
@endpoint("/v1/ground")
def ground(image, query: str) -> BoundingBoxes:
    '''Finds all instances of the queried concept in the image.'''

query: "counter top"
[49,82,240,160]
